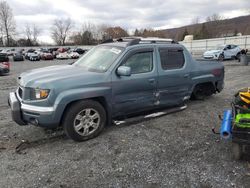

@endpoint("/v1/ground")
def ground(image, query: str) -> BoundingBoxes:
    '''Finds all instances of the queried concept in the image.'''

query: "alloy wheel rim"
[73,108,100,136]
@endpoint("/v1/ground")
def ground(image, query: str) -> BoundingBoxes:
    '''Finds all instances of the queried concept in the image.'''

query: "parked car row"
[0,47,87,62]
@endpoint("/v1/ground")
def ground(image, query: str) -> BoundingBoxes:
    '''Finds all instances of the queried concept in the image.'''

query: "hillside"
[161,15,250,41]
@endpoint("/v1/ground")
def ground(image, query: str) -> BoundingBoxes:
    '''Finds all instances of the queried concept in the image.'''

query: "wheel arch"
[59,96,111,127]
[191,81,216,99]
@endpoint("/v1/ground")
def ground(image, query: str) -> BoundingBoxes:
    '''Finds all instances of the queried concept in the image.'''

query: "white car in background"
[68,51,80,59]
[1,49,15,56]
[203,44,241,61]
[56,52,70,59]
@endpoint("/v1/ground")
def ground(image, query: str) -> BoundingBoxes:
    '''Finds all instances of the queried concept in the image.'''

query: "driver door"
[111,48,157,117]
[223,45,232,59]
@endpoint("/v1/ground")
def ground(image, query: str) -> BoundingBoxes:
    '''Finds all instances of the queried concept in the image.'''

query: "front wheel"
[63,100,106,142]
[218,54,224,61]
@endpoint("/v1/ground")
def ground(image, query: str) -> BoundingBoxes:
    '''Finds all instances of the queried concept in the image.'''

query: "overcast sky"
[7,0,250,44]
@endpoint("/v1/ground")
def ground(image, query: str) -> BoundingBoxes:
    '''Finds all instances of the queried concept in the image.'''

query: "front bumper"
[203,54,219,60]
[8,92,58,128]
[216,80,224,92]
[30,57,39,61]
[8,92,27,125]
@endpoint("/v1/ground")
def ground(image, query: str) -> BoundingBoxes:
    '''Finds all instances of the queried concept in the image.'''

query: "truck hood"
[18,65,108,89]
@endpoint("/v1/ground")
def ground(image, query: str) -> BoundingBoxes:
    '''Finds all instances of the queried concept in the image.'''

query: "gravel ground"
[0,59,250,188]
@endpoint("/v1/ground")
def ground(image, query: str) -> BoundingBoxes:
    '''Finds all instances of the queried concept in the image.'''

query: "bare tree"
[0,26,4,46]
[98,24,110,40]
[191,16,200,24]
[103,26,129,39]
[32,24,40,43]
[206,13,224,22]
[24,24,41,45]
[51,18,73,45]
[25,24,32,41]
[0,1,15,46]
[82,22,102,40]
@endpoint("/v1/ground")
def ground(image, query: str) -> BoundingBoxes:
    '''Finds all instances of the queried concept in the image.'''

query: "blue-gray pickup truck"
[8,38,224,141]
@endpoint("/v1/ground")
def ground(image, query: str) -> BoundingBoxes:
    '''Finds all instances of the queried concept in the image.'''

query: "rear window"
[159,48,185,70]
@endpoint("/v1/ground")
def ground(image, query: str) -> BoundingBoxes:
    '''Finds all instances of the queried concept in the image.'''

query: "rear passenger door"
[230,45,239,57]
[157,47,191,106]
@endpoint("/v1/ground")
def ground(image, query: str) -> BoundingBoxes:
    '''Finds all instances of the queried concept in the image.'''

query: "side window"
[231,45,236,49]
[123,51,153,74]
[159,49,185,70]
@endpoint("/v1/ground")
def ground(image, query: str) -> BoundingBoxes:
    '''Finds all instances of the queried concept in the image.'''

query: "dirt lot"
[0,59,250,188]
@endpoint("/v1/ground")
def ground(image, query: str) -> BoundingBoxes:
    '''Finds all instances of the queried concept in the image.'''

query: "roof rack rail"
[101,37,178,46]
[140,37,178,44]
[116,37,141,46]
[122,37,178,46]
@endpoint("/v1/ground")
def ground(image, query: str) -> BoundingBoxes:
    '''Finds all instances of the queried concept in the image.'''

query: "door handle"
[148,78,155,84]
[183,74,190,78]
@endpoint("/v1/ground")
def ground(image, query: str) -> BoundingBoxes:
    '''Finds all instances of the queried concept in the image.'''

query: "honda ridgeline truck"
[8,38,224,141]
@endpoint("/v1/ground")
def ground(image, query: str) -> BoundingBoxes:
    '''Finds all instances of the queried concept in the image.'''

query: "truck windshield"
[74,45,124,73]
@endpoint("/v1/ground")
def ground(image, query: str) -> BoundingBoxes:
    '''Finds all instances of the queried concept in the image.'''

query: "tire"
[191,86,205,100]
[63,100,106,142]
[232,143,243,160]
[191,84,214,100]
[218,54,224,61]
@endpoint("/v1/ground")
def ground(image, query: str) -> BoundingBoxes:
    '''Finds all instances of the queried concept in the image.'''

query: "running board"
[114,104,187,126]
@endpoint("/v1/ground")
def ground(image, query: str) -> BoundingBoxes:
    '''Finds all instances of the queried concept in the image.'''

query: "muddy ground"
[0,59,250,188]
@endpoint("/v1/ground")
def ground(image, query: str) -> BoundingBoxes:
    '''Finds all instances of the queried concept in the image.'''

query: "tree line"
[179,14,242,41]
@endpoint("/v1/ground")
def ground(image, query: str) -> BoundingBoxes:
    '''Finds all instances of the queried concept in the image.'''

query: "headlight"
[34,89,50,100]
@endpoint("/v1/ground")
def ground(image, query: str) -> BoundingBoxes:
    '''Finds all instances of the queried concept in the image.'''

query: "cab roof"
[100,37,179,48]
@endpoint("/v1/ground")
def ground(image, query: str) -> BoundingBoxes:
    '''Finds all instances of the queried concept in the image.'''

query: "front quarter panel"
[52,86,112,123]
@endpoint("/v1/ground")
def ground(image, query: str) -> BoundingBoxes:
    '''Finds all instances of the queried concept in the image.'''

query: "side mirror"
[117,66,131,76]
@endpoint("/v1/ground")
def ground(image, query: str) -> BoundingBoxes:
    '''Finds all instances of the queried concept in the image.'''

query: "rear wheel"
[63,100,106,142]
[191,83,215,100]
